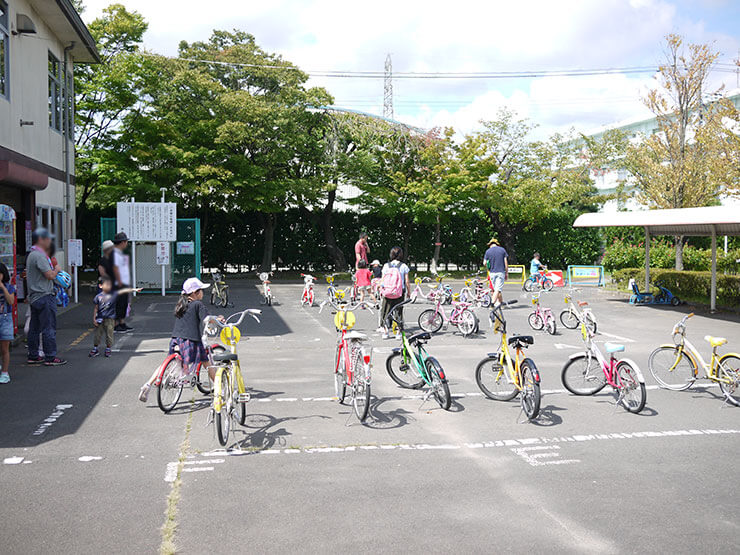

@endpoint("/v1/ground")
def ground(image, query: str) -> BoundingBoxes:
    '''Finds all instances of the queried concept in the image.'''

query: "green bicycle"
[385,299,451,410]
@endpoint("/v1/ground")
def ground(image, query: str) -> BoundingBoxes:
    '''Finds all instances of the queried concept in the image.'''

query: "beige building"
[0,0,98,270]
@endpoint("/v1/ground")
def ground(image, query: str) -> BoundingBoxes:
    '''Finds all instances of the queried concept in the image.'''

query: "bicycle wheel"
[522,278,535,292]
[648,346,696,391]
[210,289,216,305]
[459,288,471,304]
[426,357,451,410]
[616,361,646,413]
[717,354,740,407]
[559,309,579,329]
[215,370,231,446]
[520,359,541,420]
[475,356,517,401]
[335,346,347,403]
[457,309,478,337]
[561,354,607,395]
[197,346,224,395]
[585,314,597,334]
[352,350,371,421]
[386,351,425,389]
[418,309,444,333]
[480,293,492,309]
[308,289,314,306]
[527,312,544,330]
[542,278,554,292]
[546,317,557,335]
[220,289,229,308]
[157,357,184,413]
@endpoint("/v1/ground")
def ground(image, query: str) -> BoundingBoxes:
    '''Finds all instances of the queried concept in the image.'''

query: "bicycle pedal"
[205,409,214,428]
[237,393,251,403]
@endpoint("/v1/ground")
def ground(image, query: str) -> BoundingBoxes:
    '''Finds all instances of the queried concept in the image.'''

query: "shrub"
[604,238,740,274]
[611,268,740,307]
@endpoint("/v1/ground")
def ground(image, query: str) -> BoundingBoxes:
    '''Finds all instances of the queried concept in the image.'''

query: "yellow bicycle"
[474,300,541,420]
[204,309,262,445]
[648,313,740,406]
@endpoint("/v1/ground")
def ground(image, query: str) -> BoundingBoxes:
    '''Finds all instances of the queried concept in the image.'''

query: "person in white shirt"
[112,232,134,332]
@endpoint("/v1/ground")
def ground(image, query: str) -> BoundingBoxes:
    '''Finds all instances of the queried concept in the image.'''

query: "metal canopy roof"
[573,206,740,237]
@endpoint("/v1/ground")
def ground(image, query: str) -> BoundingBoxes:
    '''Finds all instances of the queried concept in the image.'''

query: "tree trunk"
[483,209,519,263]
[400,213,410,263]
[260,213,275,272]
[321,189,347,269]
[430,214,441,274]
[674,236,684,271]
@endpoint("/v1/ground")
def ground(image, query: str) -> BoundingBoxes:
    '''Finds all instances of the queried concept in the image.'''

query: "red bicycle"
[156,342,226,413]
[301,273,316,306]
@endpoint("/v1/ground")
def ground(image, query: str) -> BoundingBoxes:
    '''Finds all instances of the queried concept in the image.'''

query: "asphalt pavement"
[1,279,738,554]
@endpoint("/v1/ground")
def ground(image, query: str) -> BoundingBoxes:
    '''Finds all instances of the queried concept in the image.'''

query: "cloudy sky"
[79,0,740,137]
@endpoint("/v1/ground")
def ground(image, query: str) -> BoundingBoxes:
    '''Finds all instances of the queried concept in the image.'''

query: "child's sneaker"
[0,371,9,384]
[27,356,43,364]
[104,347,112,357]
[138,384,151,402]
[89,347,100,357]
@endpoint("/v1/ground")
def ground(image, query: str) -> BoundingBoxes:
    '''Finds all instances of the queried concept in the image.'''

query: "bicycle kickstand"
[418,389,435,411]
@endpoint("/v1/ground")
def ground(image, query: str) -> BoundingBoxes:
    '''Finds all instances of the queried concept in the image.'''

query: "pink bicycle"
[417,298,479,337]
[527,292,557,335]
[301,273,316,306]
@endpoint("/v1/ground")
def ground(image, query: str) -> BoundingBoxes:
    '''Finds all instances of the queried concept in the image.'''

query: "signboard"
[25,221,32,252]
[545,270,564,287]
[176,241,195,255]
[68,239,83,267]
[156,242,170,265]
[116,202,177,242]
[572,266,600,278]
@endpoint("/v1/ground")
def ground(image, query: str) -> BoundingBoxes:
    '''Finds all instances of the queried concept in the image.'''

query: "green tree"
[626,34,740,269]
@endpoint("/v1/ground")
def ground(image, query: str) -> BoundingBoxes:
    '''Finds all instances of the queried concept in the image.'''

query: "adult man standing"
[354,232,369,269]
[112,232,134,332]
[97,240,115,282]
[26,228,66,366]
[483,237,508,307]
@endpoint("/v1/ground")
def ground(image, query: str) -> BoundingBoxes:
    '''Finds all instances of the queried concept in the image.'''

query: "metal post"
[132,240,137,297]
[161,264,166,297]
[160,188,167,297]
[711,227,717,313]
[644,227,651,292]
[724,235,728,255]
[73,265,78,304]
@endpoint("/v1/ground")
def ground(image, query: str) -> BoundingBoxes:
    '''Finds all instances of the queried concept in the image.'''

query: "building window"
[0,0,8,99]
[48,52,61,131]
[35,206,64,246]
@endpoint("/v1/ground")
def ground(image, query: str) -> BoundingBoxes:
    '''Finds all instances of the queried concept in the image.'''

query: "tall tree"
[626,34,740,269]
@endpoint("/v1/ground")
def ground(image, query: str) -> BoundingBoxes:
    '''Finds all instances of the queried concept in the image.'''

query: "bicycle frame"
[395,330,434,386]
[563,293,596,323]
[569,325,644,390]
[301,274,315,305]
[489,328,526,392]
[661,331,739,385]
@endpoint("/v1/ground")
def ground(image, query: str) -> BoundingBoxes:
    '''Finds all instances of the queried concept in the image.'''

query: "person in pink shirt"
[354,232,369,269]
[355,259,372,304]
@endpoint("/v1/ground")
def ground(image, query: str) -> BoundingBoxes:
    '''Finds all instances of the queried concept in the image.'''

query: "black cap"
[32,227,53,244]
[113,232,129,244]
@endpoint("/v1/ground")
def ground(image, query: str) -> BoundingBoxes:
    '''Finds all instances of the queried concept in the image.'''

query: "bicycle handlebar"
[319,299,375,314]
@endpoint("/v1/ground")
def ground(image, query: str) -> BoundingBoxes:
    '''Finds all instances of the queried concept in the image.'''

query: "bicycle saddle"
[344,331,368,341]
[704,335,727,348]
[578,301,589,307]
[212,352,238,362]
[408,331,432,344]
[604,342,625,353]
[508,334,533,346]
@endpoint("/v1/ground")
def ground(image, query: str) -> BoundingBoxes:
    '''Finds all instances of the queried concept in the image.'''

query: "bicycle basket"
[220,326,241,346]
[259,272,269,282]
[334,310,356,331]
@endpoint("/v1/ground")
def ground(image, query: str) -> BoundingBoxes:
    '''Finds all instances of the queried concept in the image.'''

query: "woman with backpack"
[378,246,411,339]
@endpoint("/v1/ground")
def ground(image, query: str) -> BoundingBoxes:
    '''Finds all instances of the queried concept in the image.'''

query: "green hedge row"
[611,268,740,307]
[603,238,740,273]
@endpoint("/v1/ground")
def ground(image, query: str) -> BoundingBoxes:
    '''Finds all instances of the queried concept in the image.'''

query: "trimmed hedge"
[611,268,740,307]
[603,238,740,273]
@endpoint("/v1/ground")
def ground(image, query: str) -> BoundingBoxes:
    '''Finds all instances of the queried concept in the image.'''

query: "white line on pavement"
[32,404,73,437]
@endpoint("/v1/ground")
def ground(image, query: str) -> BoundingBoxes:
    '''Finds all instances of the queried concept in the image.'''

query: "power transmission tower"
[383,54,394,119]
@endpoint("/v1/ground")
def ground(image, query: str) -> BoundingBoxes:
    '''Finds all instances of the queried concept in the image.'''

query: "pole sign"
[116,202,177,242]
[156,242,170,266]
[68,239,83,267]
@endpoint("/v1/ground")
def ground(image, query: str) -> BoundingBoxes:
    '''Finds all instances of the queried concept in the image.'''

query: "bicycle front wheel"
[562,354,606,395]
[426,357,451,410]
[717,354,740,407]
[220,289,229,308]
[559,309,579,329]
[335,346,347,403]
[386,351,425,389]
[475,356,517,401]
[215,370,231,446]
[480,293,492,308]
[418,309,444,333]
[157,357,184,413]
[648,346,696,391]
[616,361,646,413]
[351,352,371,421]
[527,312,544,330]
[542,279,554,292]
[520,359,541,420]
[523,278,535,292]
[457,309,478,337]
[546,317,557,335]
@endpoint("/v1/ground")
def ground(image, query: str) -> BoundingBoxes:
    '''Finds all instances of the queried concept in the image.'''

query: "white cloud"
[79,0,739,136]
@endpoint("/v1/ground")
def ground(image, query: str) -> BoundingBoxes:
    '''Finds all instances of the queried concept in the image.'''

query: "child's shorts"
[0,313,14,341]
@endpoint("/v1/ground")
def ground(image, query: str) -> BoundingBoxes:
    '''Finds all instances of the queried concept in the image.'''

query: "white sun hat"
[182,277,210,295]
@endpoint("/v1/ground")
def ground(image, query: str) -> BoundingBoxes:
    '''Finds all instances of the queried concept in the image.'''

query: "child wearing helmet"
[90,277,141,358]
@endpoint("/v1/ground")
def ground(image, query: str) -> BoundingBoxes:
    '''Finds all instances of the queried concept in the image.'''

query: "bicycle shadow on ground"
[593,396,660,417]
[689,386,737,407]
[358,396,415,430]
[530,404,566,427]
[232,413,329,450]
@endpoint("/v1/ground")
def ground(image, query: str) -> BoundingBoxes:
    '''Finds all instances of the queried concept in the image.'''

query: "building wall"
[0,0,77,268]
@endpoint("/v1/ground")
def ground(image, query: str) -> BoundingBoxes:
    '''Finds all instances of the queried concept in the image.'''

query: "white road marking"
[183,466,214,473]
[188,428,740,459]
[598,332,635,343]
[554,343,580,350]
[32,404,73,436]
[111,334,130,352]
[164,462,179,482]
[4,456,25,465]
[78,456,103,462]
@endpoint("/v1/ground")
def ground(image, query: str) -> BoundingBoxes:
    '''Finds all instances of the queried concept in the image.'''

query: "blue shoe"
[89,348,100,358]
[0,372,9,384]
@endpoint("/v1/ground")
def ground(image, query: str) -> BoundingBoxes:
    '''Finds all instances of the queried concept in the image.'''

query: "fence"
[505,265,526,285]
[566,265,605,287]
[100,218,201,292]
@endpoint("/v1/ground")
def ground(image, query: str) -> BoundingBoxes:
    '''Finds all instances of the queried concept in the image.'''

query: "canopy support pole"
[711,226,717,313]
[644,227,650,292]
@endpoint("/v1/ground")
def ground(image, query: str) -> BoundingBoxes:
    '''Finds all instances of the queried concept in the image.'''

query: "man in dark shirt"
[97,240,115,284]
[483,237,508,306]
